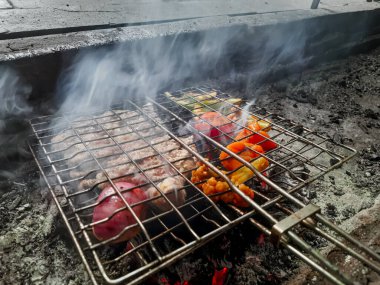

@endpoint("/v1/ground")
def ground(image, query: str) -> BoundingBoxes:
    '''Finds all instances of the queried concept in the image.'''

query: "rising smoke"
[56,22,312,114]
[56,28,246,114]
[0,66,32,179]
[0,66,32,121]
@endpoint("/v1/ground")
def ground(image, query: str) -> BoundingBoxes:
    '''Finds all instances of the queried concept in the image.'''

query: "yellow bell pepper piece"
[230,157,269,185]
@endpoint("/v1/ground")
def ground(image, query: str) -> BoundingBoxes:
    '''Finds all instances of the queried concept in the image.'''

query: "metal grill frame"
[28,86,380,285]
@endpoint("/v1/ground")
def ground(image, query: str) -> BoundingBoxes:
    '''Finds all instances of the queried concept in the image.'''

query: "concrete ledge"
[0,3,379,61]
[0,4,379,103]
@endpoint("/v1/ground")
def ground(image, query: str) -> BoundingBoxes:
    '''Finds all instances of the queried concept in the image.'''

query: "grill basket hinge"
[271,204,320,245]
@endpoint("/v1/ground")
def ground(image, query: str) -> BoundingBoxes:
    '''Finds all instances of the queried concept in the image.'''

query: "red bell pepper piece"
[246,131,277,151]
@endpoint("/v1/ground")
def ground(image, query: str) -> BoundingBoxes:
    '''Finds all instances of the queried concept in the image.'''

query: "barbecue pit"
[26,84,378,285]
[0,6,380,281]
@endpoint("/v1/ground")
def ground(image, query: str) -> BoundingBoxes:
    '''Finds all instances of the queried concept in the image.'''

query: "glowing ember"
[212,267,228,285]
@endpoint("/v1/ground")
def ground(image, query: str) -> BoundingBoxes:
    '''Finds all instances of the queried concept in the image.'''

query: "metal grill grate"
[29,86,379,285]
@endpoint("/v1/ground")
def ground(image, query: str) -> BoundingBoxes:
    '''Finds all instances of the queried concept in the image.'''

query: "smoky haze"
[55,22,314,115]
[0,66,32,180]
[0,66,32,120]
[56,27,247,114]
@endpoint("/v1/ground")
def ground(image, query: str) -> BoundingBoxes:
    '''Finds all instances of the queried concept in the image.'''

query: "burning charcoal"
[287,88,317,105]
[232,241,298,285]
[364,109,379,120]
[292,164,310,180]
[329,115,341,124]
[332,187,344,196]
[16,203,31,212]
[332,132,343,144]
[342,207,356,219]
[300,188,317,200]
[359,200,372,212]
[295,193,310,205]
[330,157,340,166]
[369,154,380,161]
[269,163,310,192]
[338,79,348,88]
[301,231,328,248]
[325,203,337,218]
[212,267,229,285]
[309,114,316,121]
[175,259,206,284]
[7,196,21,210]
[308,189,317,200]
[292,125,304,135]
[328,175,336,185]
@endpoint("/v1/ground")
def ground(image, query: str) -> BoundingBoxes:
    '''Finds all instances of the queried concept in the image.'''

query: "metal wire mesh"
[28,86,379,285]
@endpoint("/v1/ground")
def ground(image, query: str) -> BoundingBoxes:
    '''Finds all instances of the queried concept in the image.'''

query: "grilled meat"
[50,104,197,211]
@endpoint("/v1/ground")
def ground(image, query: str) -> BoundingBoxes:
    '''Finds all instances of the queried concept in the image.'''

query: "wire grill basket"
[29,86,379,285]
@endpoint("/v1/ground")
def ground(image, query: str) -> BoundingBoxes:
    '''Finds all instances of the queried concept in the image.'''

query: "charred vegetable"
[165,91,242,115]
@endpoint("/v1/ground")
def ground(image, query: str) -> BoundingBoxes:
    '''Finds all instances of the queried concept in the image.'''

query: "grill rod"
[142,96,380,284]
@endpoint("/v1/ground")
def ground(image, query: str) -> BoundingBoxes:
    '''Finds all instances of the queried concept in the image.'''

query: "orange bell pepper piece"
[219,141,264,171]
[234,121,261,142]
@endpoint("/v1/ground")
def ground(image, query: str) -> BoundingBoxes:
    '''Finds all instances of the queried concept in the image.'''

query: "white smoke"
[56,28,243,114]
[0,66,32,119]
[0,66,32,180]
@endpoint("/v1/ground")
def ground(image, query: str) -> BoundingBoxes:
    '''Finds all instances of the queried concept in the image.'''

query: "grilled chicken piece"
[146,176,187,211]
